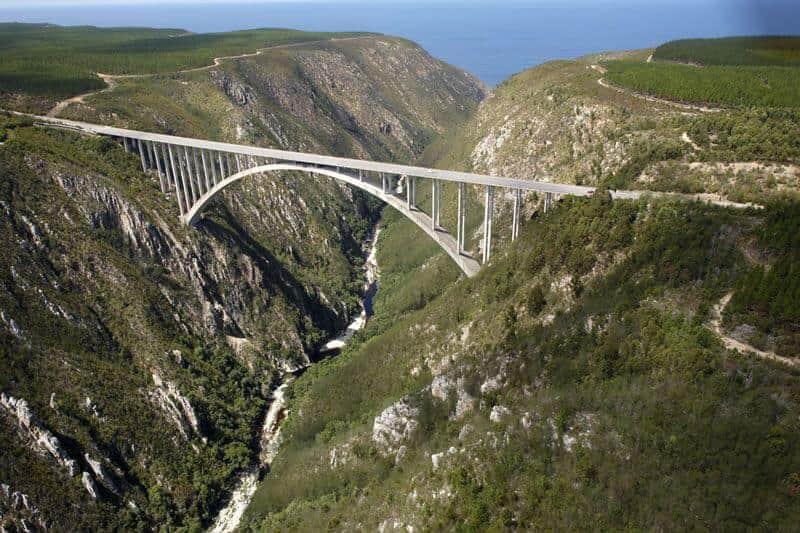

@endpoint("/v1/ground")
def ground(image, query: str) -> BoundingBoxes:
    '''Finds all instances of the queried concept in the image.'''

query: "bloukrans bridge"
[31,115,645,277]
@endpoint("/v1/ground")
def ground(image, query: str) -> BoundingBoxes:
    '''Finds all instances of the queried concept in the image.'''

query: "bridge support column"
[482,185,494,264]
[381,173,387,194]
[235,155,242,174]
[151,142,167,192]
[161,144,173,190]
[137,140,148,173]
[544,192,553,213]
[167,145,186,215]
[435,180,442,228]
[512,188,521,241]
[457,182,466,254]
[209,151,219,185]
[183,146,199,204]
[191,148,204,196]
[218,153,226,179]
[410,176,416,209]
[431,179,438,230]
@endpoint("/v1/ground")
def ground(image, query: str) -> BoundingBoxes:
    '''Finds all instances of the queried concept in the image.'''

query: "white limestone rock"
[85,453,119,494]
[372,399,419,456]
[1,310,25,340]
[2,392,79,476]
[150,372,203,441]
[489,405,512,423]
[430,375,454,401]
[81,472,100,500]
[431,451,444,470]
[454,388,476,419]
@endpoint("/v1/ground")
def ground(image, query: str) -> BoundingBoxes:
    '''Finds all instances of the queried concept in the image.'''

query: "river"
[207,227,381,533]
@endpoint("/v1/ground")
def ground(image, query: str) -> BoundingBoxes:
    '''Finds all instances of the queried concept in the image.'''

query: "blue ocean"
[1,1,798,86]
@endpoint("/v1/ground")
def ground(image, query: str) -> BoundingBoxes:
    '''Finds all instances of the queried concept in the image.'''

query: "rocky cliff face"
[0,35,485,531]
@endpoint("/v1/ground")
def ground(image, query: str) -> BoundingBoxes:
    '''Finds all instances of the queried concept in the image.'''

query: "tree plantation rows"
[604,61,800,109]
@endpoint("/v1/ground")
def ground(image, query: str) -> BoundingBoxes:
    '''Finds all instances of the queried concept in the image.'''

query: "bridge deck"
[30,114,643,199]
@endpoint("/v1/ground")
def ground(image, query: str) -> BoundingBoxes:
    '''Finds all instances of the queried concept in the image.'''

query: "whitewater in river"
[208,228,381,533]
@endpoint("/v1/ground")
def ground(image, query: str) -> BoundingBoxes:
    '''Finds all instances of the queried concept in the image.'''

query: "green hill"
[0,23,369,101]
[653,36,800,66]
[604,36,800,108]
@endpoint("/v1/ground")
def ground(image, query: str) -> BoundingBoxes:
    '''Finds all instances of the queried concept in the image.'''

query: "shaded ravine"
[207,227,381,533]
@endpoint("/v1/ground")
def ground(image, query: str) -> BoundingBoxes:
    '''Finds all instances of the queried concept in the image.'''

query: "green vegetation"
[0,123,267,529]
[688,108,800,162]
[0,23,369,97]
[605,36,800,108]
[654,36,800,66]
[604,60,800,108]
[725,201,800,356]
[245,191,800,530]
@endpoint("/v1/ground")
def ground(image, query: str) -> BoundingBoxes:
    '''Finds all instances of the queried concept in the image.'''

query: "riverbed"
[207,227,381,532]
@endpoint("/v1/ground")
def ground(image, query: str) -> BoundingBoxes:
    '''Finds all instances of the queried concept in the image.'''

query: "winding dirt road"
[45,36,367,118]
[710,293,799,369]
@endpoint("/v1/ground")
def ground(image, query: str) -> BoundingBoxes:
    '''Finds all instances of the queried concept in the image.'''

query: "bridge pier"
[199,149,210,190]
[207,150,218,185]
[457,182,466,254]
[161,144,173,191]
[482,185,494,263]
[431,179,441,230]
[166,145,184,215]
[544,192,553,213]
[181,146,197,205]
[151,142,167,192]
[137,140,148,173]
[512,188,521,241]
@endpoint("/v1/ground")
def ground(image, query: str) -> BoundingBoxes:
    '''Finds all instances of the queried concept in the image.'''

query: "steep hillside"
[423,50,799,203]
[245,193,800,532]
[0,32,485,531]
[242,50,800,531]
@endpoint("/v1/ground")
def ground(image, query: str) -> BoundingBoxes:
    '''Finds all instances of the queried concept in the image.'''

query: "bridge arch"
[184,163,481,276]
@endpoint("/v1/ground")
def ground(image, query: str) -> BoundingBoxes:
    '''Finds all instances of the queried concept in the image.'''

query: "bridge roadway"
[28,114,647,277]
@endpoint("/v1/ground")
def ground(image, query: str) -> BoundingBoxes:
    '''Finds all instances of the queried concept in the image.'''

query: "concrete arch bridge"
[33,115,643,277]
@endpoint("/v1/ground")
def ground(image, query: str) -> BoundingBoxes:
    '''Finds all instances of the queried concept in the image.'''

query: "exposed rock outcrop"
[1,393,80,477]
[149,373,203,441]
[372,399,419,458]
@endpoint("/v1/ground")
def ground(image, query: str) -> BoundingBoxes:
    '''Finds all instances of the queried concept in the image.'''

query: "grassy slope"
[605,36,800,108]
[245,190,800,531]
[0,22,369,99]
